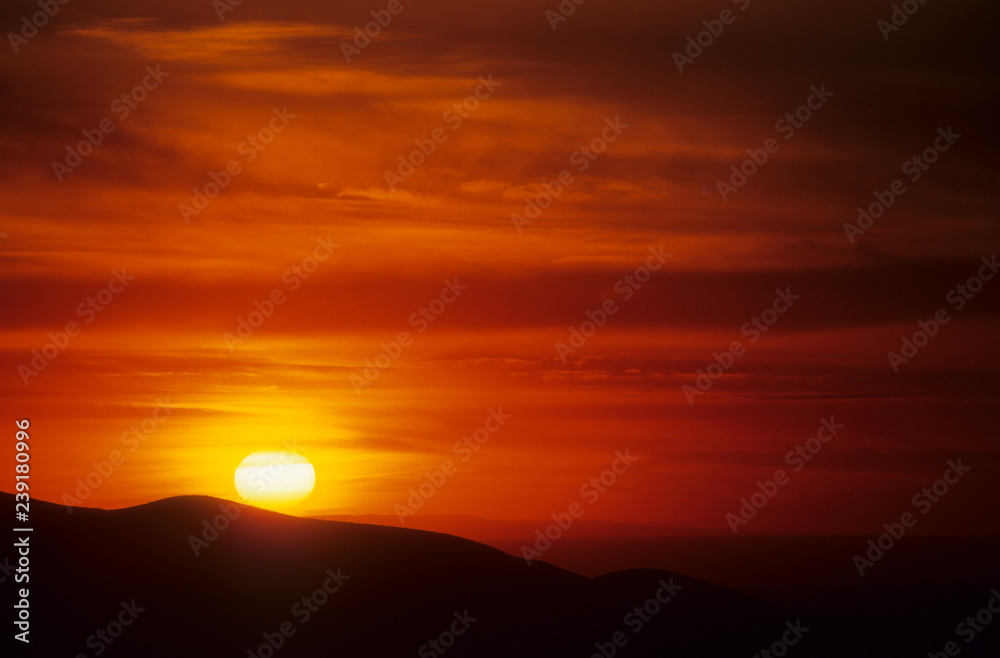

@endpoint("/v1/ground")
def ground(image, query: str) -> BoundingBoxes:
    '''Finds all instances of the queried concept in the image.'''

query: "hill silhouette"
[3,493,997,657]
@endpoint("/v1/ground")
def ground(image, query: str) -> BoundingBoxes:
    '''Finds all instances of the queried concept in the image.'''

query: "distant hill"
[310,512,717,540]
[313,513,1000,590]
[3,493,998,657]
[2,493,802,657]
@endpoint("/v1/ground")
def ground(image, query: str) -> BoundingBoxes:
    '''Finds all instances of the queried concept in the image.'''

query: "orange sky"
[2,0,998,534]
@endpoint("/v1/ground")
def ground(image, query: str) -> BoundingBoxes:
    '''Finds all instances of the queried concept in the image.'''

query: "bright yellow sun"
[234,450,316,509]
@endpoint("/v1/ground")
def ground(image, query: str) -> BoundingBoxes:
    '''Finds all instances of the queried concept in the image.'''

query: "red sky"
[2,0,998,535]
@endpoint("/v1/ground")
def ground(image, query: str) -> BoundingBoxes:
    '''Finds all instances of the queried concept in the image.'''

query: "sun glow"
[234,450,316,509]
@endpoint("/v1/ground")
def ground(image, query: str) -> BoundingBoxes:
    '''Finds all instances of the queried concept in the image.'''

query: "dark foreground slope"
[3,493,818,658]
[4,493,998,657]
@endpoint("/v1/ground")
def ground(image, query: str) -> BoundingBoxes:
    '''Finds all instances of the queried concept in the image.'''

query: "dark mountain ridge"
[3,493,996,657]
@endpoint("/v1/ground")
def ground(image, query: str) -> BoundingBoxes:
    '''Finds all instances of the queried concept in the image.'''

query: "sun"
[234,450,316,509]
